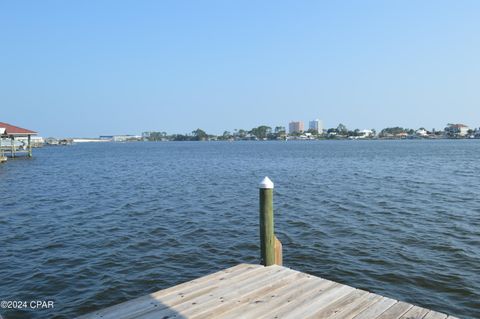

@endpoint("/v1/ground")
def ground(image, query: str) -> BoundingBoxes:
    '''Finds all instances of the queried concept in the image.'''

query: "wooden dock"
[76,263,459,319]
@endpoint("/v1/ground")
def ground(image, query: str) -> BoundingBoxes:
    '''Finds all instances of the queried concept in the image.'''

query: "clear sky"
[1,1,479,137]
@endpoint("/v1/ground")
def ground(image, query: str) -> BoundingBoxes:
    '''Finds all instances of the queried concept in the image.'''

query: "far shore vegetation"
[142,123,480,142]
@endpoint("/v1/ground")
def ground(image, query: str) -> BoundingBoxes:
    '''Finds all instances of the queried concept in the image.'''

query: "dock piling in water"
[28,134,32,157]
[11,137,15,158]
[259,176,282,266]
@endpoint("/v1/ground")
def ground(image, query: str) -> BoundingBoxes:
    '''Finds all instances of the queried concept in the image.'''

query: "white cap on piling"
[259,176,274,189]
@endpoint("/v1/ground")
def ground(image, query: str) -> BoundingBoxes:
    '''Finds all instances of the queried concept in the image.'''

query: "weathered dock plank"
[351,297,398,319]
[143,265,290,319]
[328,292,384,319]
[375,301,413,319]
[76,264,460,319]
[400,305,431,319]
[423,312,448,319]
[304,289,370,319]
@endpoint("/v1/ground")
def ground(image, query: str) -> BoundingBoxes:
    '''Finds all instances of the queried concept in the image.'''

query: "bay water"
[1,140,479,318]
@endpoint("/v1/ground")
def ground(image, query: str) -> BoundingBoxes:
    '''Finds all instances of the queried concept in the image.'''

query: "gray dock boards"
[76,264,460,319]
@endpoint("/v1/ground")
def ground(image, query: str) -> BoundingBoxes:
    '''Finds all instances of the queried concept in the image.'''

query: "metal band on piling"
[259,177,275,266]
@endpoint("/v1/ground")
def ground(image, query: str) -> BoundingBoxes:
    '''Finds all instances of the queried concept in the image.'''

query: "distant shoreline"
[56,137,480,144]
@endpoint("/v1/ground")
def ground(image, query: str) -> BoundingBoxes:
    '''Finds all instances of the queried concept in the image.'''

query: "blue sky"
[1,1,479,137]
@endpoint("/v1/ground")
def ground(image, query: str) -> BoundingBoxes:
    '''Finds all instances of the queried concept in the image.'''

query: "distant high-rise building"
[289,121,304,134]
[309,119,323,133]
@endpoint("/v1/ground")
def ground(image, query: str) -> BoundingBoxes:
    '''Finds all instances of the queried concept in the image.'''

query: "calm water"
[0,140,479,319]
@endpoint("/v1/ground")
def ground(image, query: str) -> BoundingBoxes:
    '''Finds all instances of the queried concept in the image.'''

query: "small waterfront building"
[98,135,142,142]
[112,135,142,142]
[444,123,469,137]
[289,121,304,134]
[359,129,374,138]
[113,135,127,142]
[300,132,313,139]
[0,122,37,157]
[416,128,428,137]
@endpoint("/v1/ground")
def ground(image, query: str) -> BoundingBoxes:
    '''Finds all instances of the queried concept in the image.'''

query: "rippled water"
[0,140,479,319]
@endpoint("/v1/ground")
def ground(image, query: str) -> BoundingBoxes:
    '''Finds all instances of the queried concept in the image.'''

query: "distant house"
[381,133,394,138]
[301,132,315,140]
[359,129,374,138]
[416,129,428,137]
[444,124,469,137]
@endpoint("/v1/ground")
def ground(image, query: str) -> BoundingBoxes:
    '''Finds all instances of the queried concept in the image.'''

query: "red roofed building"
[0,122,37,136]
[0,122,37,157]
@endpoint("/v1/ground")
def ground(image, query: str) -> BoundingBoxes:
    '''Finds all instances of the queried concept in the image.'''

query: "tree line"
[144,123,476,141]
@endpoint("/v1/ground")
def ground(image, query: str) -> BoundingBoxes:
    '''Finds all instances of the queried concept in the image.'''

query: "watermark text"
[1,300,54,310]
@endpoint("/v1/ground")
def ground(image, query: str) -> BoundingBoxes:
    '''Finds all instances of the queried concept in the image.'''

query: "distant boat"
[0,139,23,148]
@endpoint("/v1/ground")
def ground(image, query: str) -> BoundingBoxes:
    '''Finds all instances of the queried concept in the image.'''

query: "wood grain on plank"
[75,264,462,319]
[282,284,355,319]
[222,274,336,319]
[191,269,309,319]
[154,266,293,318]
[257,281,342,319]
[423,312,448,319]
[400,306,430,319]
[327,293,384,319]
[135,265,289,319]
[304,289,369,319]
[375,301,413,319]
[352,297,398,319]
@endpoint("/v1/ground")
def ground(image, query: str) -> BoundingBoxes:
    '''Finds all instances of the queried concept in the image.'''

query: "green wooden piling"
[259,177,275,266]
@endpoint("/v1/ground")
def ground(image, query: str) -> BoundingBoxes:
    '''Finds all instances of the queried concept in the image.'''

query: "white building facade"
[308,119,323,133]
